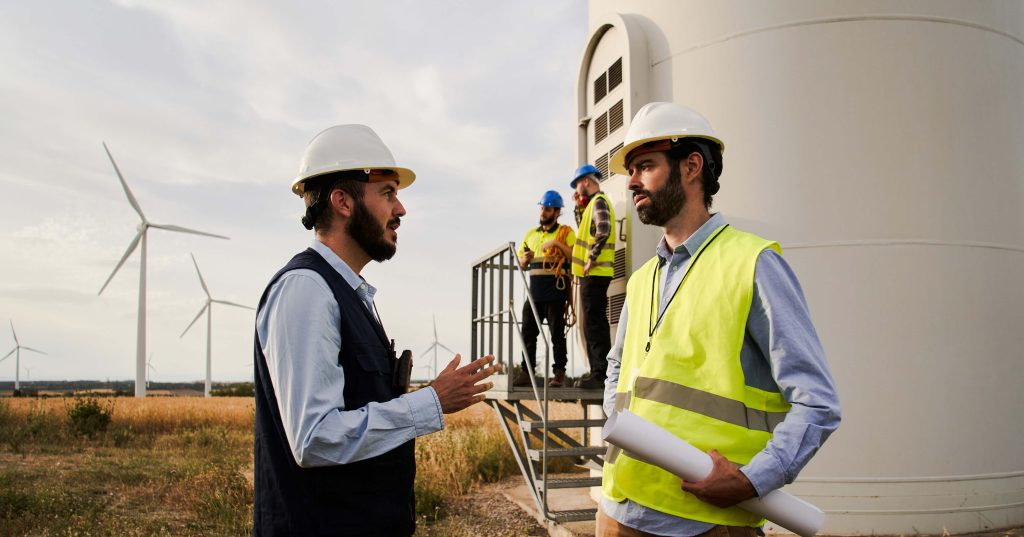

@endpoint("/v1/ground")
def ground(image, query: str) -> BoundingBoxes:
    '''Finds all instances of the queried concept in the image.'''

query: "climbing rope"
[540,225,577,328]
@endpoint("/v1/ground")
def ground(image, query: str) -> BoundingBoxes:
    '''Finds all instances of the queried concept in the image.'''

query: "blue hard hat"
[538,190,564,208]
[570,164,602,188]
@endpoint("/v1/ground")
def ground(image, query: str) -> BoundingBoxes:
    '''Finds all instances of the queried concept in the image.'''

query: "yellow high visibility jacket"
[571,192,615,277]
[602,224,790,526]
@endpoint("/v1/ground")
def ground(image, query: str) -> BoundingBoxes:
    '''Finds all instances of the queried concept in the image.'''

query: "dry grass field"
[0,394,584,536]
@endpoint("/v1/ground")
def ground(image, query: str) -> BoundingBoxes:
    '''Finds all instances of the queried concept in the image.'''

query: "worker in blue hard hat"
[570,164,616,390]
[514,190,576,388]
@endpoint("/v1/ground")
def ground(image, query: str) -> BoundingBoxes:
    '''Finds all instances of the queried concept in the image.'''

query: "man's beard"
[634,166,686,226]
[539,213,557,227]
[348,200,399,262]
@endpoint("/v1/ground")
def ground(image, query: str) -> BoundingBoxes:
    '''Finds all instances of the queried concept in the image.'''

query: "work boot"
[576,372,605,390]
[512,368,533,387]
[548,370,566,388]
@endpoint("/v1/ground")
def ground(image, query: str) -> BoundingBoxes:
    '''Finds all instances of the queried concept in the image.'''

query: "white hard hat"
[291,124,416,196]
[609,102,724,176]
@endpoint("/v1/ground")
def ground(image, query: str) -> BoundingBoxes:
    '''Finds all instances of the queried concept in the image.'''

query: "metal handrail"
[473,241,558,518]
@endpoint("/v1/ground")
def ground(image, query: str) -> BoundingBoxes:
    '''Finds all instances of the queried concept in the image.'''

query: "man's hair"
[666,139,723,209]
[301,172,367,231]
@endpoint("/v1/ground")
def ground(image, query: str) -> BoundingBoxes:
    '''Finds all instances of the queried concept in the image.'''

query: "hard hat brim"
[291,166,416,196]
[609,134,724,176]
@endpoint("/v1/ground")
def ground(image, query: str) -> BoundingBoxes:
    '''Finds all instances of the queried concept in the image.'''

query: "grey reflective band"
[571,256,613,267]
[614,391,631,411]
[575,238,615,250]
[634,377,787,433]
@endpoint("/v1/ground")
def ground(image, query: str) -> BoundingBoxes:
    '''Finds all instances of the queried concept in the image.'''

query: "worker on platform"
[598,102,841,536]
[570,164,616,390]
[514,190,576,388]
[253,124,501,536]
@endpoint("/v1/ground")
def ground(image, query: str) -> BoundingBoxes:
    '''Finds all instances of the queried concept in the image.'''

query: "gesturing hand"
[431,354,503,414]
[679,449,758,508]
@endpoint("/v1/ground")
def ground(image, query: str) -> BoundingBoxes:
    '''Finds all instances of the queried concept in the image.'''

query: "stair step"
[521,419,606,432]
[547,508,599,523]
[539,476,602,489]
[528,446,606,461]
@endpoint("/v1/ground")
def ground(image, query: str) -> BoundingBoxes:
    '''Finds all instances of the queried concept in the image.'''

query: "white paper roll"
[602,410,825,537]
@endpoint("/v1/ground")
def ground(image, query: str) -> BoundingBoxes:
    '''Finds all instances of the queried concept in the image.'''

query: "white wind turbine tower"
[418,316,455,380]
[97,143,228,398]
[2,320,46,391]
[180,253,254,397]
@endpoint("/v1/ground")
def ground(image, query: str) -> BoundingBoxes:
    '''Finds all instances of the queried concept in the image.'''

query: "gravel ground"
[414,478,549,537]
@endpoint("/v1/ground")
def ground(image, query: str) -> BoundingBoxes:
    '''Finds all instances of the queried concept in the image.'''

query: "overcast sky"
[0,1,589,384]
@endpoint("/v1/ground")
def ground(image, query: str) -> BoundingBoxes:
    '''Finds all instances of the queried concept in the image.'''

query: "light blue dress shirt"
[256,240,444,468]
[601,214,842,536]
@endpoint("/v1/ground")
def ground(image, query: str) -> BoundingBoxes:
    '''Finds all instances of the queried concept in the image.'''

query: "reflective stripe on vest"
[602,225,788,527]
[521,225,575,276]
[571,192,616,277]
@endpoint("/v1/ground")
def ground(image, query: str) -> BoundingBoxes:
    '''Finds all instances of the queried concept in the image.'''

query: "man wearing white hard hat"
[253,125,501,536]
[598,103,841,537]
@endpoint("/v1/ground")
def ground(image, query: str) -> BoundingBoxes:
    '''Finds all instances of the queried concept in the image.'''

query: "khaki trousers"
[595,509,758,537]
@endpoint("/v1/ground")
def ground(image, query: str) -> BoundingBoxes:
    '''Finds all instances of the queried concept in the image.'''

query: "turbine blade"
[418,343,437,359]
[98,230,144,295]
[150,223,228,240]
[211,299,255,310]
[190,253,210,297]
[21,347,46,355]
[10,320,17,345]
[433,316,438,340]
[437,343,456,355]
[103,142,146,222]
[1,348,14,362]
[180,303,209,337]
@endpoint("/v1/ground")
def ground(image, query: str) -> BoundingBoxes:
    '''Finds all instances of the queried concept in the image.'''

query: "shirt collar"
[310,239,377,300]
[656,213,727,262]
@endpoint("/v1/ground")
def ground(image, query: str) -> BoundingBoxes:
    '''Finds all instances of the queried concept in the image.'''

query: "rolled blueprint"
[602,410,825,537]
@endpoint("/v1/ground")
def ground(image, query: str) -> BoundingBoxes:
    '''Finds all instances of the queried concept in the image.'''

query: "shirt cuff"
[740,449,787,497]
[407,386,445,436]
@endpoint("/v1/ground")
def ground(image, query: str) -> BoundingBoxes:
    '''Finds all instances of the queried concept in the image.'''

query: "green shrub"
[66,397,114,438]
[212,383,254,397]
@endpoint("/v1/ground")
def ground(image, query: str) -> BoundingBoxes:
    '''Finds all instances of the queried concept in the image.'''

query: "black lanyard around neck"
[645,224,729,353]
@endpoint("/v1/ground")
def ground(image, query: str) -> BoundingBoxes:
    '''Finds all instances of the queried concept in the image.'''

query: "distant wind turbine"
[2,320,46,391]
[418,316,455,380]
[146,353,156,389]
[180,253,254,397]
[97,143,229,398]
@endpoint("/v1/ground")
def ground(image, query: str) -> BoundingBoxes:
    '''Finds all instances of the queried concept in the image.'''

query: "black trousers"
[520,301,568,373]
[580,275,612,378]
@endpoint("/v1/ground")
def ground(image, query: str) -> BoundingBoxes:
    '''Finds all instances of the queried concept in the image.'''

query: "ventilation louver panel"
[613,248,626,280]
[594,111,609,144]
[608,142,624,175]
[595,154,609,180]
[609,100,624,133]
[608,58,622,92]
[607,292,626,326]
[594,72,607,104]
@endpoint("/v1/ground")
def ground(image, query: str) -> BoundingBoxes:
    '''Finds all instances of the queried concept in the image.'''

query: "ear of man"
[682,151,704,187]
[331,188,355,219]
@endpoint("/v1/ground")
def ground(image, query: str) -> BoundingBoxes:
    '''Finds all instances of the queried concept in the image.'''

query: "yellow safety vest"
[602,225,790,526]
[571,192,616,277]
[518,224,576,278]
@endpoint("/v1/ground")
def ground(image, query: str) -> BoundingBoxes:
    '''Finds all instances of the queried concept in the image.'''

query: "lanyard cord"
[645,224,729,353]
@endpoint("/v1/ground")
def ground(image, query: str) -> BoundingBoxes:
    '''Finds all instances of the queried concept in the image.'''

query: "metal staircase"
[472,242,606,523]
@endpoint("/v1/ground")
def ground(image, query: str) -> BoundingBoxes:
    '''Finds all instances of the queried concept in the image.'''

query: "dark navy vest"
[253,249,416,537]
